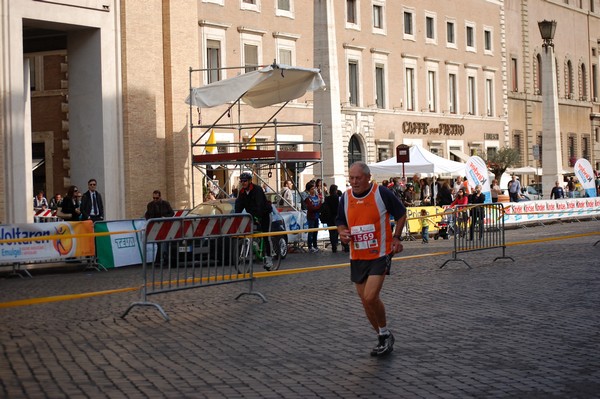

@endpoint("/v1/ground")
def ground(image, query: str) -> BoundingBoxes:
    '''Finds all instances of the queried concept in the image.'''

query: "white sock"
[379,327,389,336]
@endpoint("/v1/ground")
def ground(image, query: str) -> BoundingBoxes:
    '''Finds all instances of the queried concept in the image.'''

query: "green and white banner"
[95,219,150,268]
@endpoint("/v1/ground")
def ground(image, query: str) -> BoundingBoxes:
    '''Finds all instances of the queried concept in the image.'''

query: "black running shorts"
[350,254,392,284]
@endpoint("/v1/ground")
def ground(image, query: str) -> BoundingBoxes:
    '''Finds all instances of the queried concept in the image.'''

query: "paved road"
[1,220,599,398]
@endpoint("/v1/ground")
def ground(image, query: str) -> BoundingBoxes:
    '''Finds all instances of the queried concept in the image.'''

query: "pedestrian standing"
[80,178,104,221]
[323,184,341,253]
[145,190,175,264]
[468,184,486,240]
[279,180,294,206]
[336,162,407,357]
[420,209,431,244]
[508,175,521,202]
[304,181,322,253]
[567,177,576,198]
[550,181,565,199]
[490,179,502,203]
[145,190,174,219]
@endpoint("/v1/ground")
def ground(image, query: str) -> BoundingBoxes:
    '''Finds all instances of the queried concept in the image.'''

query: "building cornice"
[198,20,231,29]
[272,32,301,41]
[482,66,498,72]
[343,43,366,51]
[445,60,462,66]
[464,63,481,70]
[370,48,390,55]
[401,53,419,60]
[237,26,267,35]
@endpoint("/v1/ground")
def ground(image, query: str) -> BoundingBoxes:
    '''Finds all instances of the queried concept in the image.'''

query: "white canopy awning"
[185,64,325,109]
[368,145,467,177]
[506,166,539,175]
[507,166,572,175]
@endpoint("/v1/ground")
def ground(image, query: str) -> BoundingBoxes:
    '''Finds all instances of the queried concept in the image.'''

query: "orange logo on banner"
[51,221,95,257]
[53,224,73,256]
[71,221,95,257]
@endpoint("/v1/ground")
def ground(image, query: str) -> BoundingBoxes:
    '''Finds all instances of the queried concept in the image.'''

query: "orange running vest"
[343,184,393,260]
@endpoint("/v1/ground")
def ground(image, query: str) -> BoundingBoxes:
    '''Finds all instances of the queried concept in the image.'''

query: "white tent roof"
[367,145,467,177]
[507,166,572,175]
[506,166,539,175]
[185,64,325,109]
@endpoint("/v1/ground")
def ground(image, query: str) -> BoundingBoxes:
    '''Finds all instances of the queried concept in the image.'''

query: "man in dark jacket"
[468,184,486,240]
[80,178,104,221]
[323,184,341,252]
[145,190,175,219]
[235,173,271,225]
[550,181,565,199]
[235,172,273,268]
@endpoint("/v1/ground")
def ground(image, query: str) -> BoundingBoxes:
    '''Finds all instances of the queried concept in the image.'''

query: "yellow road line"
[1,231,597,309]
[505,232,598,246]
[0,286,139,308]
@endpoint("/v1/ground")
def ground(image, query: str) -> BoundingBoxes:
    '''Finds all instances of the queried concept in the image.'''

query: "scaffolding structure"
[187,64,324,207]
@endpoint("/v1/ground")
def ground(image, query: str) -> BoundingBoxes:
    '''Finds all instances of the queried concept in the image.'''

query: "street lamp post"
[538,20,563,197]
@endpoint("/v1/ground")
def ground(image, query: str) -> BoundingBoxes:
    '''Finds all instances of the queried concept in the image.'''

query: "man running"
[336,162,407,357]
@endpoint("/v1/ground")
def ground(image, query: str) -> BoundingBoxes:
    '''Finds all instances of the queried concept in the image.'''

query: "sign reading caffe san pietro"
[402,122,465,136]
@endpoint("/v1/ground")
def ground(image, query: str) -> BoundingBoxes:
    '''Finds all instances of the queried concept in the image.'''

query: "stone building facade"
[505,0,600,184]
[1,0,599,223]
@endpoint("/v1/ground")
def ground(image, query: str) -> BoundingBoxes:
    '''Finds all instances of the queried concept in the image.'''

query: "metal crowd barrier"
[34,210,62,223]
[121,214,265,321]
[441,203,514,269]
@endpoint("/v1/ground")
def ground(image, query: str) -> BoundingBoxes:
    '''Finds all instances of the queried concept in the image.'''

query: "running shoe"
[370,332,395,357]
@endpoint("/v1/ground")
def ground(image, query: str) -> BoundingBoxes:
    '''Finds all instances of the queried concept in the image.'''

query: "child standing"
[420,209,432,244]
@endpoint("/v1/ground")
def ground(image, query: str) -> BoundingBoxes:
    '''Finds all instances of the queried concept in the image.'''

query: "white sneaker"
[309,247,319,253]
[264,256,273,270]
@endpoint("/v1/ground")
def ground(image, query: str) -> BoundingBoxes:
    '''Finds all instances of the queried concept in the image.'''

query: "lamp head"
[538,20,557,50]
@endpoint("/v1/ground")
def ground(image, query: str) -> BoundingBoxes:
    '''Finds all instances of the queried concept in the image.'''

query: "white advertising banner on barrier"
[279,210,330,243]
[502,197,600,225]
[279,210,306,243]
[0,221,95,264]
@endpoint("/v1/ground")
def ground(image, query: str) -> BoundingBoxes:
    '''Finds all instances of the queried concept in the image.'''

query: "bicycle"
[235,215,287,273]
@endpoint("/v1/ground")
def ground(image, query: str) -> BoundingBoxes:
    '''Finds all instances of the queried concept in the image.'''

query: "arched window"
[567,60,574,99]
[581,63,587,100]
[348,135,363,168]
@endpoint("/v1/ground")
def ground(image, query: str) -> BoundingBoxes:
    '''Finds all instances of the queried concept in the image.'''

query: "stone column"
[540,41,563,196]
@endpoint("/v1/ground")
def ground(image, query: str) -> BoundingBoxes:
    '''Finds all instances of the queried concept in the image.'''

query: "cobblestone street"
[1,220,599,398]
